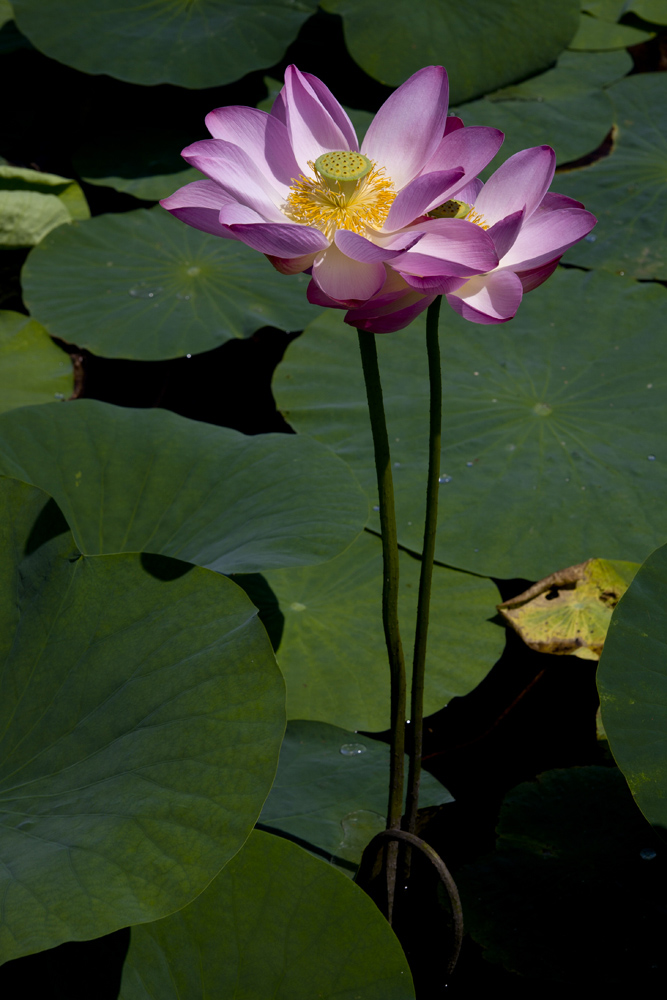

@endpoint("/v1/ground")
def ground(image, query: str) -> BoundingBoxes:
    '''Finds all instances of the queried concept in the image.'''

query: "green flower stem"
[405,296,442,835]
[357,330,406,919]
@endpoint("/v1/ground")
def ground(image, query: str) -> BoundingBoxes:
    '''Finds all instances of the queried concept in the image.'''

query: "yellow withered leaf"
[497,558,640,660]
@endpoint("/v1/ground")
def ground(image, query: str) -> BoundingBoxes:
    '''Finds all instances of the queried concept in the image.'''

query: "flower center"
[429,199,490,230]
[284,150,396,240]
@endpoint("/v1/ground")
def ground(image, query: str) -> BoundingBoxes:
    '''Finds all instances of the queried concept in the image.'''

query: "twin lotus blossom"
[162,65,596,332]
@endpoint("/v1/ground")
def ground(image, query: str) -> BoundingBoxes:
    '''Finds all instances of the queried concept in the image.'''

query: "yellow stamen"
[284,156,396,240]
[465,207,490,230]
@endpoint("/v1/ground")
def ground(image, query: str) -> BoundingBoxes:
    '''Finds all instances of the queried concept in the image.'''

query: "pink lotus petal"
[311,244,386,305]
[307,279,347,309]
[283,65,357,175]
[400,273,468,294]
[474,146,556,228]
[444,116,464,135]
[204,106,301,193]
[301,71,358,151]
[455,177,484,204]
[384,168,465,231]
[419,127,504,190]
[219,202,267,226]
[362,66,449,190]
[267,251,319,275]
[182,139,285,222]
[516,258,561,293]
[334,228,422,262]
[391,218,499,277]
[540,191,584,211]
[346,290,435,333]
[160,180,237,238]
[446,270,524,324]
[500,207,596,270]
[227,221,330,257]
[486,208,524,260]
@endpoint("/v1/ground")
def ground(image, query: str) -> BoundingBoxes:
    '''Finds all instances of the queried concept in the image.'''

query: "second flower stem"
[357,329,406,919]
[405,296,442,835]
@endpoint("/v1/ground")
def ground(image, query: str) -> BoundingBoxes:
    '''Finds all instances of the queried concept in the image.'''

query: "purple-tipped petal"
[455,177,484,204]
[400,273,468,294]
[346,290,435,333]
[540,191,584,211]
[334,228,422,262]
[267,251,319,275]
[161,180,237,238]
[307,279,347,309]
[446,270,524,324]
[204,106,301,191]
[283,65,358,174]
[219,202,268,226]
[362,66,449,190]
[444,116,464,135]
[391,219,499,277]
[516,258,561,293]
[384,168,465,231]
[311,244,386,305]
[227,221,329,257]
[182,139,285,222]
[500,207,596,270]
[486,208,524,260]
[301,71,359,150]
[419,126,504,189]
[474,146,556,228]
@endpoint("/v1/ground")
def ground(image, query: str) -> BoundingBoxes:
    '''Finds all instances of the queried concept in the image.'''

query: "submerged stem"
[357,330,406,922]
[405,296,442,835]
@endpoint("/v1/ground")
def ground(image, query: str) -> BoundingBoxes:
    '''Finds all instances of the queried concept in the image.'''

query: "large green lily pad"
[0,400,368,574]
[598,542,667,830]
[457,767,666,984]
[556,73,667,279]
[0,478,285,963]
[252,531,502,730]
[120,831,415,1000]
[11,0,319,88]
[0,310,72,411]
[259,720,453,865]
[21,206,322,360]
[0,164,89,246]
[321,0,580,103]
[273,269,667,580]
[453,50,630,176]
[569,9,654,48]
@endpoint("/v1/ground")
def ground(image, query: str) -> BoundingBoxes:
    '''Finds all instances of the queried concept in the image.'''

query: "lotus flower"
[352,146,596,331]
[161,65,505,312]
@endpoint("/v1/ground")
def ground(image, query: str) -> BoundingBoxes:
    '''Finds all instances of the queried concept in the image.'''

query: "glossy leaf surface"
[0,311,72,411]
[0,165,89,246]
[120,831,415,1000]
[322,0,580,103]
[259,720,453,864]
[0,479,284,963]
[274,270,667,579]
[598,542,667,829]
[12,0,319,87]
[0,401,368,573]
[556,74,667,279]
[21,207,321,359]
[257,531,502,730]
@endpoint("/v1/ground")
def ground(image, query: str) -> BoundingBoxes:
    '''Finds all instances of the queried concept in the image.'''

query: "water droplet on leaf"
[339,743,367,756]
